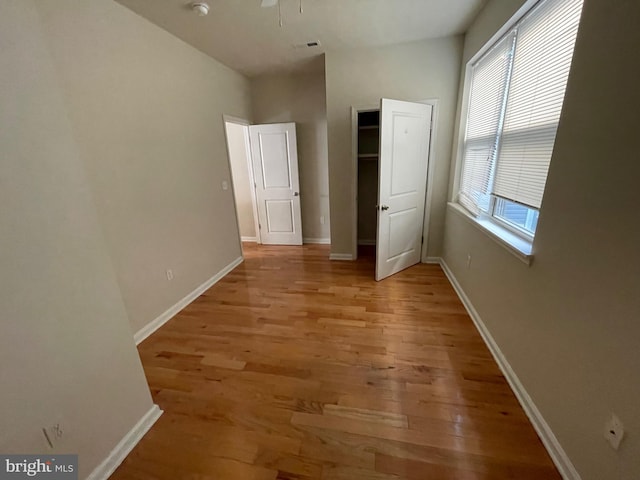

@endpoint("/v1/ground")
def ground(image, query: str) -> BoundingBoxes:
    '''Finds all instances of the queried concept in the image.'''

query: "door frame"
[223,114,262,245]
[350,99,439,263]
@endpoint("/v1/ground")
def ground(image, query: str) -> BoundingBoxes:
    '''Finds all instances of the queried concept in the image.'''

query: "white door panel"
[250,123,303,245]
[265,200,295,232]
[259,133,292,188]
[388,207,419,258]
[376,99,432,281]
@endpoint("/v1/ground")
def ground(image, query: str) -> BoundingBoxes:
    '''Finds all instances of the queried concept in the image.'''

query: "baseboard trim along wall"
[329,253,354,261]
[134,256,244,345]
[303,237,331,245]
[434,257,580,480]
[87,404,162,480]
[357,239,376,246]
[241,236,258,242]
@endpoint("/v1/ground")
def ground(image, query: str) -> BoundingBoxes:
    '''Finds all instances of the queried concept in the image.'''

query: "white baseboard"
[438,258,580,480]
[424,256,441,264]
[87,404,162,480]
[303,237,331,245]
[329,253,354,261]
[241,236,258,242]
[134,256,244,345]
[357,239,376,246]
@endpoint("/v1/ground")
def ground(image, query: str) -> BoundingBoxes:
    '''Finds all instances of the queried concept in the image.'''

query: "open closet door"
[376,99,432,281]
[249,122,303,245]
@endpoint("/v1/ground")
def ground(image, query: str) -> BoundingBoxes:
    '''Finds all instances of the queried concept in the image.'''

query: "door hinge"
[259,224,262,229]
[421,236,424,244]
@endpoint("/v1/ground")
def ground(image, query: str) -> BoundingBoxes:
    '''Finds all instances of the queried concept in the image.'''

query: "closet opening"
[356,109,380,259]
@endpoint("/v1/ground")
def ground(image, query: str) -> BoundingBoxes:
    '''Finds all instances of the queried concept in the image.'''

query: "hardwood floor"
[111,244,560,479]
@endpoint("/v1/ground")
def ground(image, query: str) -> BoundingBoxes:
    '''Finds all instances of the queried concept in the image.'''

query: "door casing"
[350,99,439,263]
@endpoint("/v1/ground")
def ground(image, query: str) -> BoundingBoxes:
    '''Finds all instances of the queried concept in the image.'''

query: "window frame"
[485,199,535,241]
[452,0,576,260]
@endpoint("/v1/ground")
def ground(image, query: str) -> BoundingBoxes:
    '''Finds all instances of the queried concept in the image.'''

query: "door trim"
[420,98,439,263]
[350,99,439,263]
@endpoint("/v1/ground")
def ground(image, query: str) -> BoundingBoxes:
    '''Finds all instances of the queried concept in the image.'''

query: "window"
[458,0,583,241]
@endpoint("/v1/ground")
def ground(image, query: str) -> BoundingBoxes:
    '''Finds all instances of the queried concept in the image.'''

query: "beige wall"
[325,37,464,257]
[225,121,256,239]
[251,70,331,242]
[35,0,252,335]
[442,0,640,478]
[0,2,153,477]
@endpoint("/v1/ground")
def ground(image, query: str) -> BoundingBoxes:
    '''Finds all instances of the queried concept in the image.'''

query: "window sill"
[447,202,533,265]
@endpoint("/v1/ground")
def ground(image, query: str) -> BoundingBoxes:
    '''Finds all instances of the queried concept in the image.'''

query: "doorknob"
[294,192,299,196]
[381,205,389,211]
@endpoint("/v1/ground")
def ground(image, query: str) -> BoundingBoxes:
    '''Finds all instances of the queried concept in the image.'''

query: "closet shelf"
[358,153,378,159]
[359,125,380,130]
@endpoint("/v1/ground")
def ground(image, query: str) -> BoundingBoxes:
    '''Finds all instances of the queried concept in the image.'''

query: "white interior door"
[376,99,432,281]
[249,122,303,245]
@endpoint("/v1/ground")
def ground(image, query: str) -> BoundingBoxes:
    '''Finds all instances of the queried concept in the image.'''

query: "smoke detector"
[191,2,209,16]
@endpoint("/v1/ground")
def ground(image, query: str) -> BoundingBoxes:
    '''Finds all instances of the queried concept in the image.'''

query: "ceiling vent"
[293,40,322,49]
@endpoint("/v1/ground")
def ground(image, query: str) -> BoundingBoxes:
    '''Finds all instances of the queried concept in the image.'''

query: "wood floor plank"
[376,452,562,480]
[290,411,549,465]
[297,422,550,477]
[298,431,376,470]
[318,317,367,328]
[111,244,559,479]
[321,464,401,480]
[200,354,247,370]
[254,450,323,479]
[375,453,479,480]
[323,404,409,428]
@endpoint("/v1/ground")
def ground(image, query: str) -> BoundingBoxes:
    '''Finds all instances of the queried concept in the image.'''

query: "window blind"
[493,0,583,209]
[458,33,515,214]
[458,0,583,218]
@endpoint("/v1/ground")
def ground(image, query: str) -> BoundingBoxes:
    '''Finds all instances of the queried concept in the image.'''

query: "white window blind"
[459,33,515,215]
[458,0,583,218]
[493,0,583,208]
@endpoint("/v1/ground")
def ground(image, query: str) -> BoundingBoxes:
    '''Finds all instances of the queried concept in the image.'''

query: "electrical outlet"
[166,269,174,281]
[466,254,472,269]
[320,215,325,225]
[42,423,64,449]
[604,414,624,450]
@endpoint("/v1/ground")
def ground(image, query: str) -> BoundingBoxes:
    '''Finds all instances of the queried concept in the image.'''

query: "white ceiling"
[116,0,487,77]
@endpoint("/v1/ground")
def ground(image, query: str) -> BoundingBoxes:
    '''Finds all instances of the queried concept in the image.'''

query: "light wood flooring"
[111,243,560,479]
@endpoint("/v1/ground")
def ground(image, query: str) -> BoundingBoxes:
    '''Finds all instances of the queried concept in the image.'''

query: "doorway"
[351,99,436,280]
[224,117,304,247]
[356,109,380,255]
